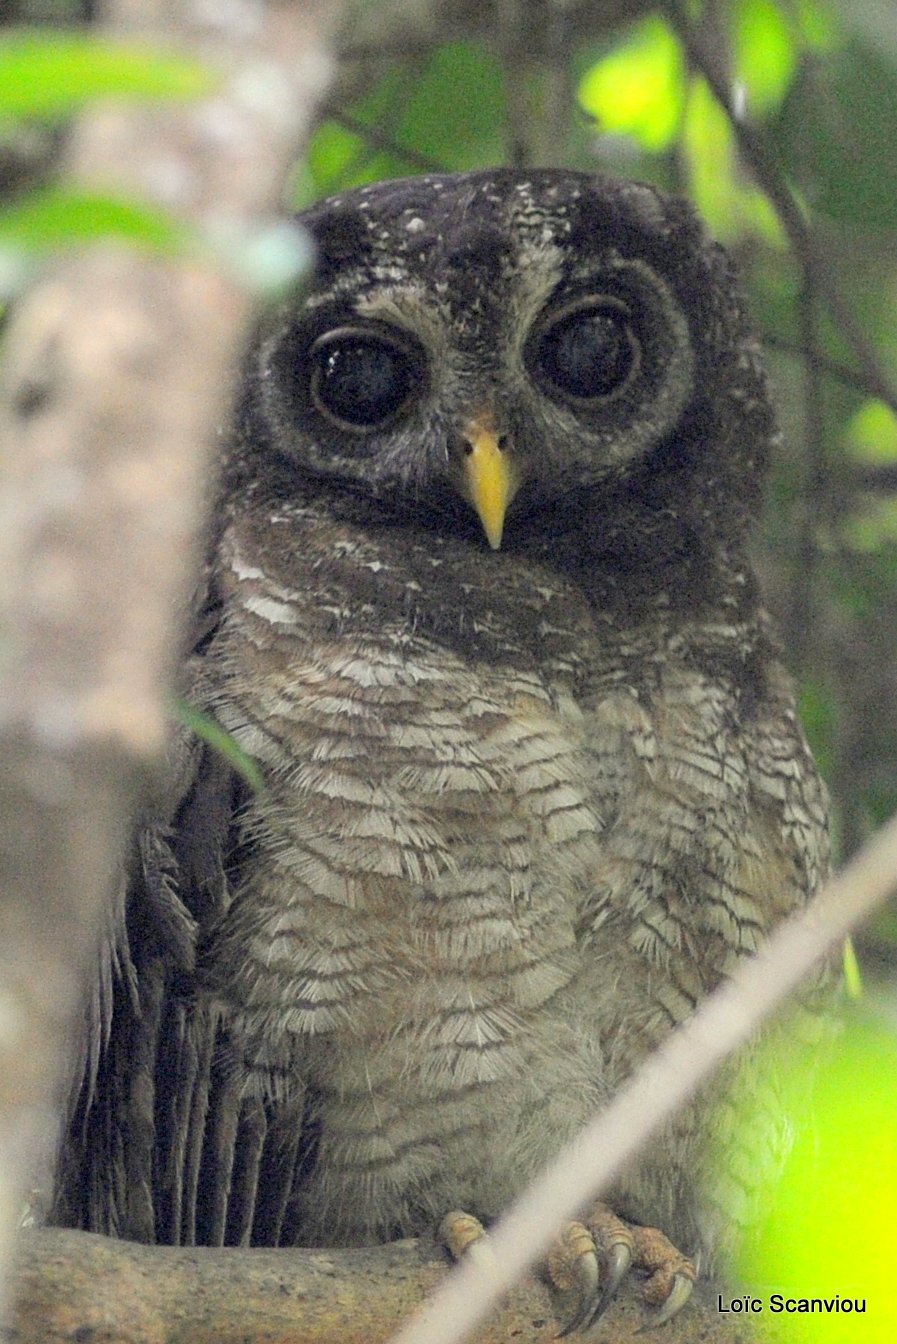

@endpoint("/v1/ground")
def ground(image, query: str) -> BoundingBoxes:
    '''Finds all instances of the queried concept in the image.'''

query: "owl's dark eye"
[310,327,421,431]
[530,299,639,404]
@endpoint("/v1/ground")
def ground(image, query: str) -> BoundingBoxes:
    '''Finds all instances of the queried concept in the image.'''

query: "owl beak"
[459,421,520,550]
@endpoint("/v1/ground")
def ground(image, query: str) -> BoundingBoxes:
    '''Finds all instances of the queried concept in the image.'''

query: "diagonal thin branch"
[388,811,897,1344]
[761,331,890,404]
[320,105,446,173]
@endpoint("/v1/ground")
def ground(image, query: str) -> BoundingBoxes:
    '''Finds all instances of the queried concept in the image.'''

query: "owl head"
[231,170,774,568]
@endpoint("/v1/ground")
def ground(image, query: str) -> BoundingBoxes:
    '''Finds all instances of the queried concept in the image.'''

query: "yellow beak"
[459,422,519,551]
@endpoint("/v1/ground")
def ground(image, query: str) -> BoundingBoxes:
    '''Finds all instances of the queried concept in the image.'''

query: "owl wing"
[51,577,313,1248]
[574,635,829,1254]
[583,649,829,1019]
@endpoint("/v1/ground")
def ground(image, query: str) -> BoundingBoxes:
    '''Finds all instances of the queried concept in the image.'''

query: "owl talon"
[439,1209,492,1268]
[629,1222,696,1326]
[587,1240,633,1326]
[557,1299,595,1339]
[639,1271,694,1329]
[556,1204,696,1331]
[550,1222,601,1335]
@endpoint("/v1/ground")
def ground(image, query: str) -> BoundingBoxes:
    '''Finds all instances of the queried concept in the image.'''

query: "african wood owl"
[52,168,829,1325]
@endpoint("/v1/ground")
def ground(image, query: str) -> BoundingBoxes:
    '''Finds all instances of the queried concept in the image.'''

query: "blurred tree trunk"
[0,0,335,1321]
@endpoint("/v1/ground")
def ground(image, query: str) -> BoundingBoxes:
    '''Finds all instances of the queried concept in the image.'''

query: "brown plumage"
[52,170,828,1288]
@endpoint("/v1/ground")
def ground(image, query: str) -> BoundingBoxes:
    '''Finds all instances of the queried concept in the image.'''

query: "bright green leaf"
[298,66,420,200]
[304,121,366,198]
[174,700,265,794]
[846,399,897,463]
[735,0,796,114]
[578,18,685,151]
[0,188,188,253]
[682,78,783,243]
[732,1009,897,1339]
[297,123,397,202]
[0,30,213,119]
[842,937,863,999]
[309,120,365,186]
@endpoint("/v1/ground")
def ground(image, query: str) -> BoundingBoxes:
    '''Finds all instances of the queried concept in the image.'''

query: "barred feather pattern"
[183,493,828,1252]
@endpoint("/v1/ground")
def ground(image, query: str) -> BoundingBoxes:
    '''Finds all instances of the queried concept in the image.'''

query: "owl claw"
[572,1203,695,1332]
[638,1271,694,1329]
[554,1246,600,1336]
[442,1206,694,1334]
[585,1240,633,1327]
[548,1219,601,1335]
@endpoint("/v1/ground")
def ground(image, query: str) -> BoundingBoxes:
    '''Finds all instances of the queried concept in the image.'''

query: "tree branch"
[6,1227,746,1344]
[762,331,891,404]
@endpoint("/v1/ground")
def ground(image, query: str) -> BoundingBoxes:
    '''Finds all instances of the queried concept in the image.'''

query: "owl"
[52,169,829,1327]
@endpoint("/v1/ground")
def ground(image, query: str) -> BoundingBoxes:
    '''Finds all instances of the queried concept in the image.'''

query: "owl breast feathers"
[53,169,828,1266]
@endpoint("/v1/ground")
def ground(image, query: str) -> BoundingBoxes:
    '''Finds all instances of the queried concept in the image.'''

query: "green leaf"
[578,18,685,152]
[842,937,863,999]
[305,121,366,193]
[846,400,897,464]
[681,79,783,243]
[773,37,897,229]
[297,66,416,201]
[0,188,189,253]
[395,42,505,169]
[797,677,835,782]
[734,0,796,115]
[731,1008,897,1339]
[0,30,213,120]
[174,700,265,794]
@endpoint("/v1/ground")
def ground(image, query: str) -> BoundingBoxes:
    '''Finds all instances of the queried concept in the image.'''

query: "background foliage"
[2,0,896,1330]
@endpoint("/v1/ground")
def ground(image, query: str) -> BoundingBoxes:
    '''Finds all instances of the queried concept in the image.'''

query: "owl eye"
[530,299,639,403]
[310,327,421,431]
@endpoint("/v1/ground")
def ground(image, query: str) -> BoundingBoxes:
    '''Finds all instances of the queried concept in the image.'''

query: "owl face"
[250,170,771,554]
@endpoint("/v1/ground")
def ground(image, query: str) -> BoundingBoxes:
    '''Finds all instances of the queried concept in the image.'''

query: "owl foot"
[438,1209,497,1274]
[549,1203,695,1332]
[439,1204,694,1333]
